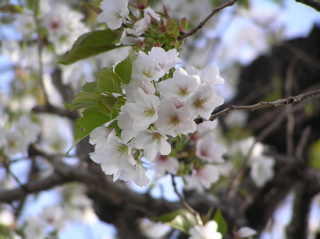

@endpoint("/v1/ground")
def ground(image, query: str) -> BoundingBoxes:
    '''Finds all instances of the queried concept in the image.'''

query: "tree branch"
[178,0,237,40]
[171,174,203,226]
[195,88,320,124]
[295,0,320,11]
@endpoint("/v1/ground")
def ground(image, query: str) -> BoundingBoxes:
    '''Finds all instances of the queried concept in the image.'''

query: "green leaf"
[152,209,198,234]
[237,0,250,9]
[59,30,121,65]
[0,224,13,239]
[114,53,134,84]
[310,140,320,170]
[213,209,228,236]
[100,94,119,112]
[25,0,39,15]
[97,67,122,93]
[67,106,110,154]
[81,81,97,93]
[81,0,102,14]
[64,92,101,111]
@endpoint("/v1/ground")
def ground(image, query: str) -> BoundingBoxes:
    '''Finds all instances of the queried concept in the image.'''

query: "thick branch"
[178,0,237,40]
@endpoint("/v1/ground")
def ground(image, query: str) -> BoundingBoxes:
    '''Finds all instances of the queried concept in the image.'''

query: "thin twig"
[170,174,203,226]
[195,88,320,124]
[295,127,311,160]
[225,99,312,199]
[285,58,297,156]
[178,0,238,40]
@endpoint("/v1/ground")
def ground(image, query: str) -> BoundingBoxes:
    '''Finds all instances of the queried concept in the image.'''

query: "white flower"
[156,98,196,137]
[24,216,45,239]
[235,226,257,238]
[236,137,275,187]
[125,88,159,131]
[121,78,155,102]
[13,115,41,144]
[15,10,35,35]
[186,65,224,86]
[42,4,89,54]
[4,130,26,156]
[189,220,222,239]
[127,18,149,36]
[154,154,179,175]
[250,155,275,187]
[139,218,171,239]
[89,126,112,153]
[130,130,171,162]
[97,0,129,30]
[187,85,224,119]
[120,163,150,187]
[38,205,65,230]
[132,51,165,82]
[116,110,138,142]
[196,134,226,163]
[196,121,218,137]
[148,47,181,73]
[157,68,200,102]
[90,130,136,181]
[185,165,220,192]
[119,29,144,46]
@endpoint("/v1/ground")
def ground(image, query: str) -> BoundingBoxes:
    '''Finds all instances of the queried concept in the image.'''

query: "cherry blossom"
[97,0,129,30]
[148,47,181,73]
[90,130,136,181]
[130,130,171,161]
[189,220,222,239]
[119,163,150,187]
[24,217,45,239]
[235,226,257,238]
[196,134,226,163]
[38,205,66,230]
[154,154,179,175]
[155,98,196,137]
[125,88,160,131]
[13,115,41,144]
[4,130,26,156]
[132,51,165,82]
[250,155,275,187]
[186,65,224,86]
[185,165,220,192]
[157,68,200,102]
[89,126,112,153]
[121,78,155,102]
[187,85,224,119]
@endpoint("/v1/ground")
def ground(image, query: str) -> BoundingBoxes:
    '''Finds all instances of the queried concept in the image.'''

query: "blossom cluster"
[97,0,161,46]
[89,46,225,187]
[0,115,41,156]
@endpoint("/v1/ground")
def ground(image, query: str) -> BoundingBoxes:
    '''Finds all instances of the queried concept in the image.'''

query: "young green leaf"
[59,30,121,65]
[81,81,97,93]
[152,208,198,235]
[67,106,110,154]
[81,0,102,14]
[310,140,320,170]
[64,92,101,111]
[114,53,134,84]
[96,67,122,93]
[213,209,228,236]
